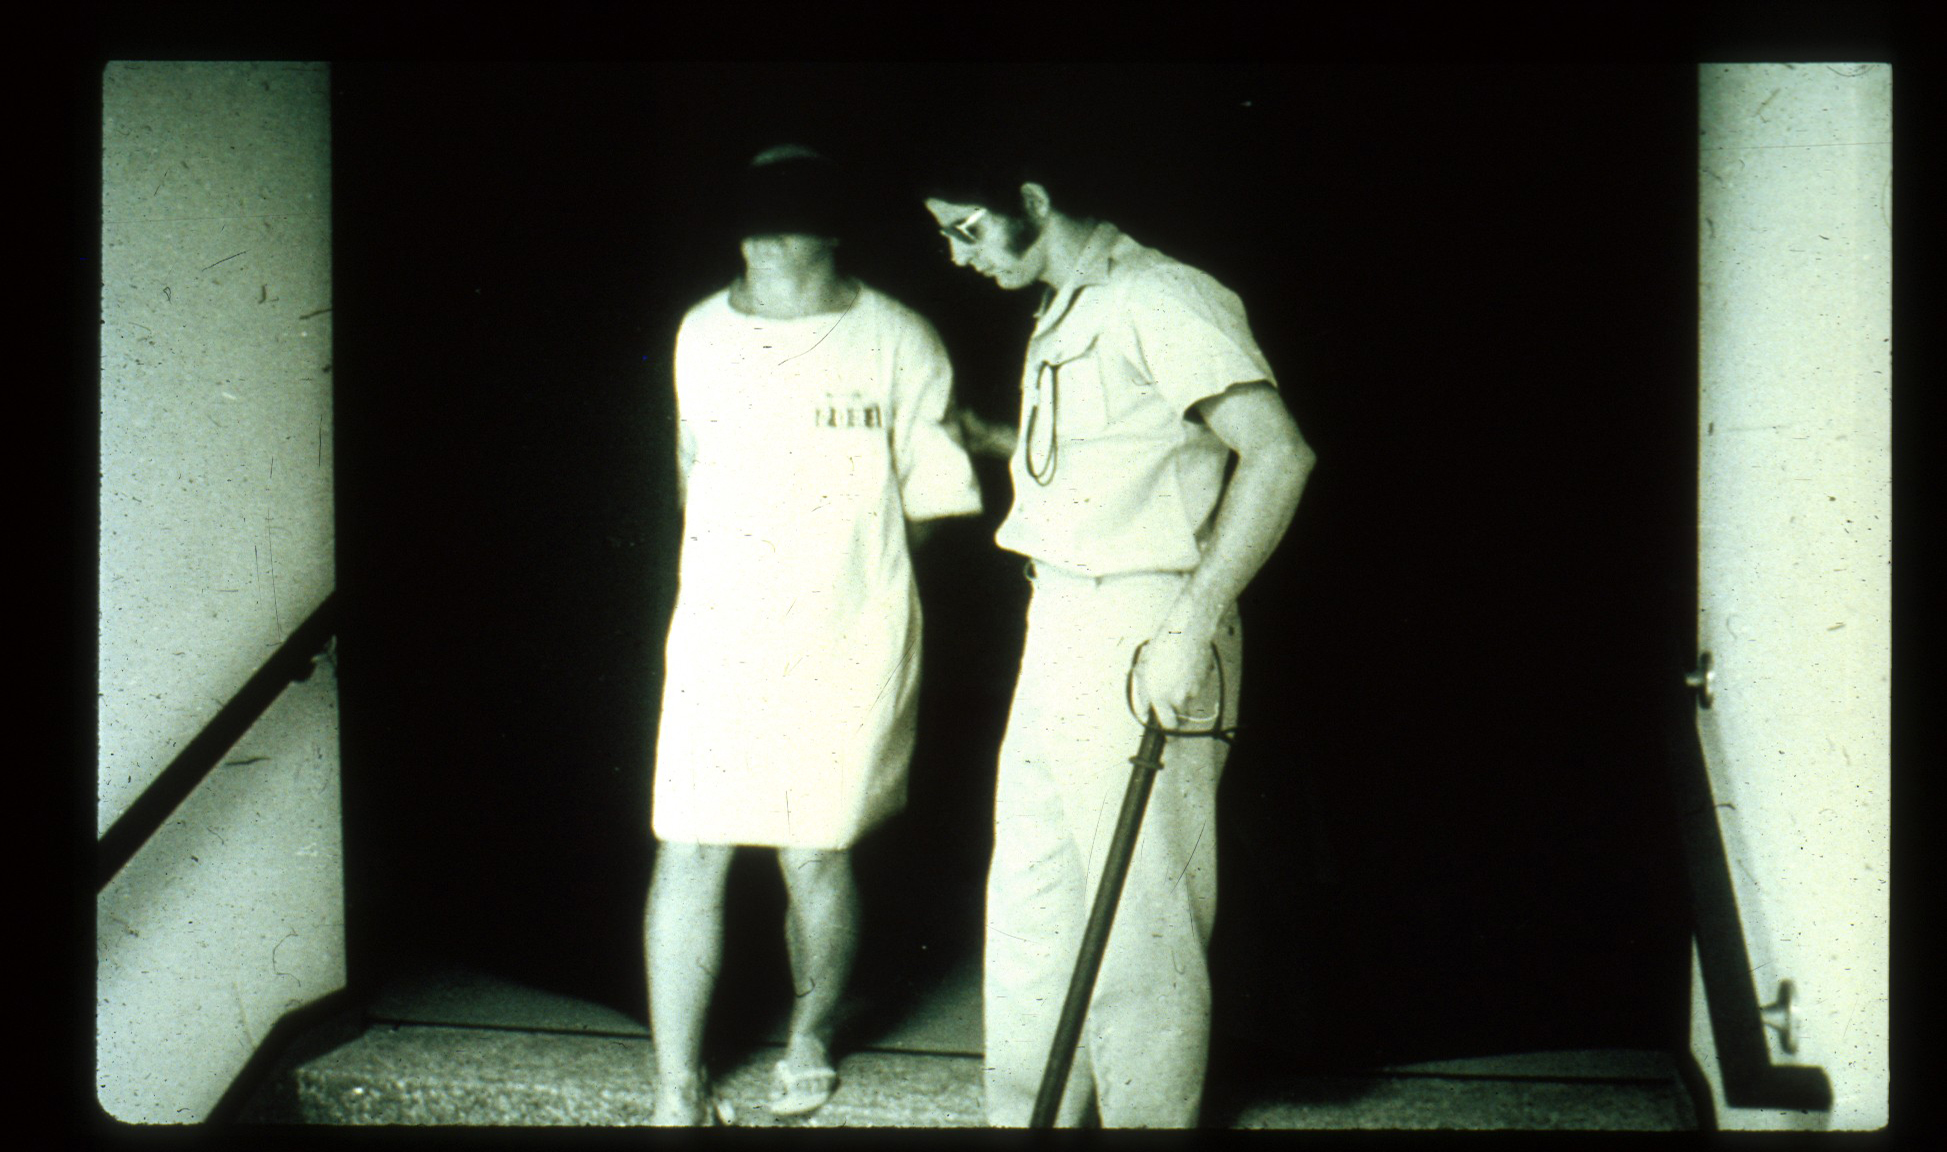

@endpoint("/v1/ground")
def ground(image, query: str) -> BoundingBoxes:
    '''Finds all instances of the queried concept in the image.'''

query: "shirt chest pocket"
[1032,337,1110,442]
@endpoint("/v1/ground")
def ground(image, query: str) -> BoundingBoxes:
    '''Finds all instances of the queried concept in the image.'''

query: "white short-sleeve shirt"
[995,223,1278,576]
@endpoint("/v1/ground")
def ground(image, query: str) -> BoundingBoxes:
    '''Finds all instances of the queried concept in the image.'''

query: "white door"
[1689,63,1889,1131]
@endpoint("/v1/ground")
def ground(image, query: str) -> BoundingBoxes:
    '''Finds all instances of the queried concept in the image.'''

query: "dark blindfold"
[735,159,849,241]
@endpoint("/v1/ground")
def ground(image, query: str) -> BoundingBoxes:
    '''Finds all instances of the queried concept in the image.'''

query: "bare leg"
[646,839,735,1124]
[775,847,860,1084]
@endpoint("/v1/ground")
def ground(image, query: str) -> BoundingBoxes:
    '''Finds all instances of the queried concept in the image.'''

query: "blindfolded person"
[645,145,983,1125]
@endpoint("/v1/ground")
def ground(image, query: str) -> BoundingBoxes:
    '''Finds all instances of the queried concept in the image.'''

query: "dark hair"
[918,137,1112,225]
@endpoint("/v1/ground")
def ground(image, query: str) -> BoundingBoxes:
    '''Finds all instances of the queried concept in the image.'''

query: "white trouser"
[983,562,1241,1128]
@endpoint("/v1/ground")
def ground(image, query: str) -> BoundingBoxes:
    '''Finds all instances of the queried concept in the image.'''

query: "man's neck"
[1034,213,1100,294]
[734,261,850,318]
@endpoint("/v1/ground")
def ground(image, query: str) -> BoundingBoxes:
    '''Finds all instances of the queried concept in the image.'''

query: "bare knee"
[777,847,852,894]
[654,840,735,886]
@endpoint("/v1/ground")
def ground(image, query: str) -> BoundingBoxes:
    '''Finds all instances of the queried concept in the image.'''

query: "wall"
[1691,62,1890,1131]
[96,61,343,1124]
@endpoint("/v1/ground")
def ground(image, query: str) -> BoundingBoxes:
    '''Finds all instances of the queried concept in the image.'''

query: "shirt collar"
[1065,220,1121,289]
[1035,221,1122,320]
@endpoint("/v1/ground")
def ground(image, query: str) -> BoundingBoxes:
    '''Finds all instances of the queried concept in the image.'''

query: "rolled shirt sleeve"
[1125,262,1278,417]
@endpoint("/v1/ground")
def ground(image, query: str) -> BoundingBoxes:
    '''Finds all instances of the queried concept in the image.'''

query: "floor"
[245,956,1700,1130]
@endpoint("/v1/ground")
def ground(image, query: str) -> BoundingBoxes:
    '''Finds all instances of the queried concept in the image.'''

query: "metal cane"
[1028,707,1170,1128]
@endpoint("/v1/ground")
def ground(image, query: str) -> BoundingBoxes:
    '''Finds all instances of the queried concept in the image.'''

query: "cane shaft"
[1029,721,1168,1128]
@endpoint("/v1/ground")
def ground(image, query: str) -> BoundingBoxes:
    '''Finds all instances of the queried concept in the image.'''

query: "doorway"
[330,62,1701,1085]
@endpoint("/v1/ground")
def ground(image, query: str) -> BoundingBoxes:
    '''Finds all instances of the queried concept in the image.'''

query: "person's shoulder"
[854,280,912,319]
[1105,229,1172,275]
[1111,237,1239,312]
[678,288,733,330]
[856,282,945,340]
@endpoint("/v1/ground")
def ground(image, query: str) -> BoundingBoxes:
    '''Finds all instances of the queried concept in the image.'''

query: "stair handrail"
[1667,667,1833,1112]
[96,591,340,893]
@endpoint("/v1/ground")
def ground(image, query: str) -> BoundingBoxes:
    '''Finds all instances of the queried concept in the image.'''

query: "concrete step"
[288,1024,1694,1129]
[1224,1065,1698,1130]
[294,1025,981,1127]
[360,955,983,1056]
[262,965,1696,1129]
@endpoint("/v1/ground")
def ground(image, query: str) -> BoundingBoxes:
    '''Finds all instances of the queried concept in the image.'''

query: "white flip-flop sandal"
[768,1060,838,1118]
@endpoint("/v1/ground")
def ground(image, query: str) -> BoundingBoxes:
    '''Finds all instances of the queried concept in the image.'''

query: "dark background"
[332,63,1698,1074]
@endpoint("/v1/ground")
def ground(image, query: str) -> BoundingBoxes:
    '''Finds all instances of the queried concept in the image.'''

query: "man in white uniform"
[646,146,982,1125]
[924,165,1316,1127]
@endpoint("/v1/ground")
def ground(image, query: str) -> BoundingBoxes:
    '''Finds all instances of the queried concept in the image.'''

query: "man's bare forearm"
[1141,383,1314,721]
[1170,437,1312,634]
[954,407,1018,460]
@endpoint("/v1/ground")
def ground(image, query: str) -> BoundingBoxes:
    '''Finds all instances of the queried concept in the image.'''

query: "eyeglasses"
[937,207,987,246]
